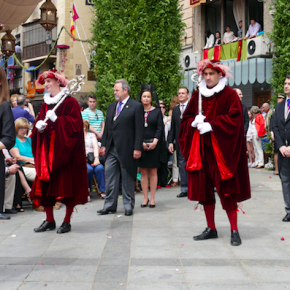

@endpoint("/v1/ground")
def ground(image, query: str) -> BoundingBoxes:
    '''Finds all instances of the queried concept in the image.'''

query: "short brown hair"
[11,94,19,103]
[15,117,30,135]
[83,119,90,131]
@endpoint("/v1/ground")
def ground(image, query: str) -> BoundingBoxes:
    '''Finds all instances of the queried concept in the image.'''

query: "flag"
[190,0,206,7]
[70,17,76,41]
[213,46,222,61]
[203,49,209,60]
[237,40,242,62]
[72,4,79,21]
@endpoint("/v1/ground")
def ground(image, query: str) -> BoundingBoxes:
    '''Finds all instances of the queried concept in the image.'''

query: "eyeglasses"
[160,106,166,109]
[19,127,29,130]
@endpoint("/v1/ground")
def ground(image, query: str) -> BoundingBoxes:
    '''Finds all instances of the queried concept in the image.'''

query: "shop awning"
[190,0,206,8]
[0,0,42,31]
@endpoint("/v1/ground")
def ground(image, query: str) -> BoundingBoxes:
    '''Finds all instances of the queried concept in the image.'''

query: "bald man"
[261,102,272,133]
[234,89,249,135]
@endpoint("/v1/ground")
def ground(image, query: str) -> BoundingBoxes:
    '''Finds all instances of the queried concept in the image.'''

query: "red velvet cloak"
[179,86,251,203]
[30,96,89,207]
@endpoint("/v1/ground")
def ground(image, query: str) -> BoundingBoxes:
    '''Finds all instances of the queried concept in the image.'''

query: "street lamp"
[46,35,53,46]
[40,0,57,31]
[1,30,16,57]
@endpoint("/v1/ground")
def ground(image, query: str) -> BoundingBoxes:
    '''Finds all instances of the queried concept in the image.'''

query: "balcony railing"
[23,41,56,61]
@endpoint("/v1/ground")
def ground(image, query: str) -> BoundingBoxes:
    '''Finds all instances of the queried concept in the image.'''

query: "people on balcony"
[215,31,221,46]
[238,20,243,39]
[204,30,214,49]
[223,25,234,44]
[244,19,261,39]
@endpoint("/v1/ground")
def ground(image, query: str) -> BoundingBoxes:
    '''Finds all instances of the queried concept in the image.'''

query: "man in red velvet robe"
[30,69,89,234]
[179,60,251,246]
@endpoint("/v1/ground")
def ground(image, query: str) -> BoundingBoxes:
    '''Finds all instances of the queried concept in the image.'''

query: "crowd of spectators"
[204,18,262,49]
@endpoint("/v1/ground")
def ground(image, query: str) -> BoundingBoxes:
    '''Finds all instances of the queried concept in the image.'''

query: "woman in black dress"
[0,66,16,219]
[138,84,163,208]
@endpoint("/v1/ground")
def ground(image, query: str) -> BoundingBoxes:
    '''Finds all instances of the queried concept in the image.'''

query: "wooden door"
[254,90,271,107]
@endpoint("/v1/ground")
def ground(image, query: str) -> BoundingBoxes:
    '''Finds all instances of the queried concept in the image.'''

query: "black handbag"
[86,152,95,164]
[143,139,154,143]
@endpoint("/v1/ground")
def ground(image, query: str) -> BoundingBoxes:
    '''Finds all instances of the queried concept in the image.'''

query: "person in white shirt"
[204,30,214,49]
[223,25,234,44]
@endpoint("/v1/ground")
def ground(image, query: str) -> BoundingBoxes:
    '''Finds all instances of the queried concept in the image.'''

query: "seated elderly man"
[244,19,261,39]
[12,95,35,123]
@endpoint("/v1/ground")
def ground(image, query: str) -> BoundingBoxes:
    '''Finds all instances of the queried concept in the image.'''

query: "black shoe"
[0,213,10,220]
[97,209,116,215]
[282,213,290,222]
[57,221,71,234]
[34,221,56,232]
[4,209,18,214]
[231,231,242,246]
[141,200,149,208]
[193,227,218,241]
[125,210,133,216]
[149,203,155,208]
[177,192,187,198]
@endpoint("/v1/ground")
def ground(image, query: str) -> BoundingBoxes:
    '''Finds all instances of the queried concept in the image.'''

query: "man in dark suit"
[168,87,189,198]
[234,88,249,135]
[273,75,290,222]
[98,79,144,216]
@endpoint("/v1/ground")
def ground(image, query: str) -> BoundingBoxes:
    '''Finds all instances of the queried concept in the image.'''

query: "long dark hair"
[0,66,9,105]
[137,84,160,107]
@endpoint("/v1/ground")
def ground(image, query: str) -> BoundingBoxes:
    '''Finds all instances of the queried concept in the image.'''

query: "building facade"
[180,0,276,108]
[1,0,95,102]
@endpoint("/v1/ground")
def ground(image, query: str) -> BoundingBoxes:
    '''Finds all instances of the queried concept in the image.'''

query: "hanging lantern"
[1,30,16,57]
[39,0,57,31]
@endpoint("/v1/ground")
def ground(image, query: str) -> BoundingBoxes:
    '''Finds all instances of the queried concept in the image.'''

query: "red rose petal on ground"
[281,237,285,241]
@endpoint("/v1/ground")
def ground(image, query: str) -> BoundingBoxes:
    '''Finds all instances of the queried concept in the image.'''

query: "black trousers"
[0,154,5,213]
[158,162,168,187]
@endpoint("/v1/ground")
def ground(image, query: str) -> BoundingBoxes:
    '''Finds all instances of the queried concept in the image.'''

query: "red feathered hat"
[37,69,69,87]
[197,59,233,78]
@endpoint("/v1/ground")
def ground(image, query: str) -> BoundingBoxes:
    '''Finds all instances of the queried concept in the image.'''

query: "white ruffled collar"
[199,77,228,97]
[43,88,68,105]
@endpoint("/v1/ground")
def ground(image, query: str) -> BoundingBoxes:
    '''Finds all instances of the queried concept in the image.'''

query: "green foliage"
[91,0,185,112]
[269,0,290,105]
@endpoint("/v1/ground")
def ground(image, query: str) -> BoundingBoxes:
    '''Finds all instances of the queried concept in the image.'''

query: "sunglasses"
[160,106,166,109]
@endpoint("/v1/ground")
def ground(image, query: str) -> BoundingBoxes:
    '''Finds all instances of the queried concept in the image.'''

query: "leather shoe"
[0,213,10,220]
[57,221,71,234]
[4,209,18,214]
[282,213,290,222]
[193,227,218,241]
[231,230,242,246]
[171,182,178,187]
[97,209,116,215]
[125,210,133,216]
[34,220,56,232]
[177,192,187,198]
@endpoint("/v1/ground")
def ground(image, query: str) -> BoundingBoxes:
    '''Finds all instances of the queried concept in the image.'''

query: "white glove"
[197,122,212,135]
[46,110,58,122]
[191,114,206,128]
[35,120,47,133]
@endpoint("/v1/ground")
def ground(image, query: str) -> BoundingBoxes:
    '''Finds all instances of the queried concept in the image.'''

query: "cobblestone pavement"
[1,168,290,289]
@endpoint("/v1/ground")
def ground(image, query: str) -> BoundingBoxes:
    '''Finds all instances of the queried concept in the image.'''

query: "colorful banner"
[190,0,206,7]
[213,46,222,61]
[203,49,208,60]
[237,40,242,61]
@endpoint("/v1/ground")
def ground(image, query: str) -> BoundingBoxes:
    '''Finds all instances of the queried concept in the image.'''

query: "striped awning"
[190,0,206,7]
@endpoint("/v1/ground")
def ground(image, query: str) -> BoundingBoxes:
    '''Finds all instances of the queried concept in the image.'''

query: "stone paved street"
[1,168,290,289]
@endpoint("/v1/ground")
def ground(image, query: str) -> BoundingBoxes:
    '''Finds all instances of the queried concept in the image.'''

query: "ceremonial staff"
[43,74,85,124]
[191,72,203,115]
